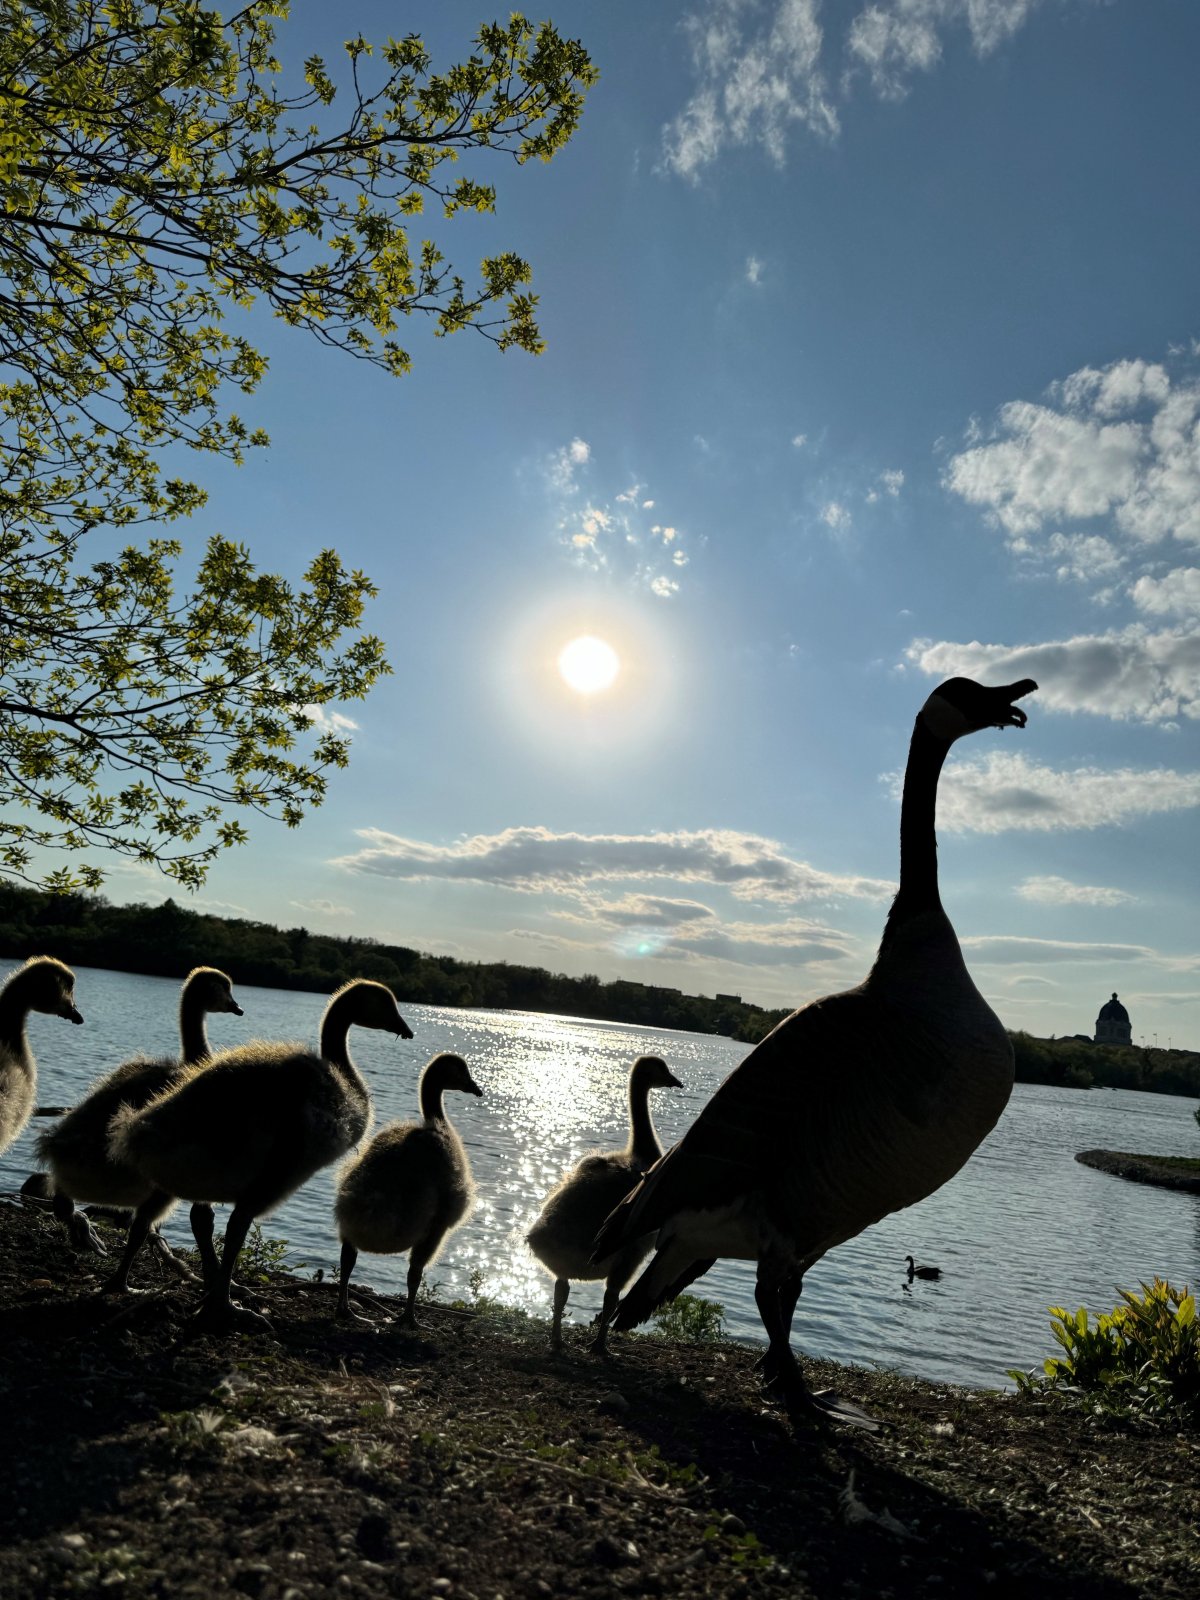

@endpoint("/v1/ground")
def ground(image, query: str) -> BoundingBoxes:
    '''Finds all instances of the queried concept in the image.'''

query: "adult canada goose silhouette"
[37,968,243,1287]
[594,676,1037,1429]
[335,1051,482,1328]
[0,957,83,1158]
[527,1055,681,1354]
[110,979,413,1332]
[905,1255,941,1281]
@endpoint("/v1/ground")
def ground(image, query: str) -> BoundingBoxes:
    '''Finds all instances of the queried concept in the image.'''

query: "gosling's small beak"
[465,1074,484,1098]
[64,1005,84,1025]
[229,1002,244,1017]
[665,1071,683,1089]
[395,1016,414,1041]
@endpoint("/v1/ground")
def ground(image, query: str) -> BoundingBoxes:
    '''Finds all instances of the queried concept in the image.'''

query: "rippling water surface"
[3,962,1197,1390]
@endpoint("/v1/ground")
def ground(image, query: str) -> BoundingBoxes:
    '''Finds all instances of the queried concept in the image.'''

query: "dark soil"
[1076,1149,1200,1195]
[1,1202,1197,1600]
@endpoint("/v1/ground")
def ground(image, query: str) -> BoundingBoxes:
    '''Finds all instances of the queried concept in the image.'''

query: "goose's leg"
[189,1202,221,1292]
[336,1241,374,1322]
[53,1188,107,1255]
[550,1277,569,1351]
[758,1267,804,1388]
[755,1261,882,1432]
[400,1236,439,1330]
[190,1199,274,1334]
[589,1243,643,1356]
[102,1191,172,1293]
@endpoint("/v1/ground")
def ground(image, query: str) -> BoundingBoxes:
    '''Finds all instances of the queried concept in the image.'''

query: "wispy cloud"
[545,439,693,599]
[962,934,1156,965]
[890,751,1200,833]
[303,704,359,734]
[664,1,1095,178]
[333,823,895,906]
[1016,875,1136,908]
[905,629,1200,724]
[291,898,354,919]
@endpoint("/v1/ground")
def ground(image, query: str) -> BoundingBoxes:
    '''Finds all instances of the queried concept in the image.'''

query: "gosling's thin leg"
[190,1200,271,1334]
[589,1278,622,1356]
[189,1201,220,1291]
[401,1240,437,1329]
[102,1190,171,1293]
[53,1188,107,1255]
[550,1277,569,1351]
[336,1240,372,1321]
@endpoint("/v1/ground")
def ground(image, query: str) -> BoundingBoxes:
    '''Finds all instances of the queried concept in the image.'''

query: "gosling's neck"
[178,984,211,1065]
[319,989,369,1100]
[0,971,34,1060]
[419,1071,447,1123]
[625,1074,661,1165]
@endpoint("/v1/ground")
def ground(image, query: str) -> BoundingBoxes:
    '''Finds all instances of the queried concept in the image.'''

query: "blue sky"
[101,1,1200,1047]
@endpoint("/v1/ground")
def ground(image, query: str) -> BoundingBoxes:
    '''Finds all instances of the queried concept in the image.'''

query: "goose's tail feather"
[610,1247,716,1332]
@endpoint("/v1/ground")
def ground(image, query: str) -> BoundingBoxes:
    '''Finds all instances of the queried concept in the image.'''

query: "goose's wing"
[594,987,898,1257]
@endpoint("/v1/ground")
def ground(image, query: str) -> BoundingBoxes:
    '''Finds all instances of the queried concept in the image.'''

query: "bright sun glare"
[558,634,620,694]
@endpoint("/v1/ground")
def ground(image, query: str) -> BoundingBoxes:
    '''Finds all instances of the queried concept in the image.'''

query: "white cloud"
[664,1,1093,176]
[333,823,895,907]
[821,499,852,531]
[746,254,764,284]
[664,0,837,180]
[905,628,1200,723]
[1015,875,1136,908]
[791,433,808,449]
[943,354,1200,553]
[1132,567,1200,618]
[291,898,354,918]
[906,750,1200,833]
[548,442,690,599]
[303,704,359,734]
[962,935,1156,965]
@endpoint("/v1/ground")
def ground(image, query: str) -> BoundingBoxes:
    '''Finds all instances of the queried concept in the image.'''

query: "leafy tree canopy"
[0,1,595,891]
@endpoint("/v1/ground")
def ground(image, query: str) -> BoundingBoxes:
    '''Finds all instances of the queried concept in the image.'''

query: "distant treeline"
[2,884,1197,1091]
[1011,1030,1200,1099]
[0,883,790,1045]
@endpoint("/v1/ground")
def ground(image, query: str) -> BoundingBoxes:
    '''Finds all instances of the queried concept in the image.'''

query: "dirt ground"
[0,1201,1196,1600]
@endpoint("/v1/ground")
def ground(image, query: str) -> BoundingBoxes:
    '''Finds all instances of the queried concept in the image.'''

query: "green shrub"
[649,1292,727,1344]
[1010,1277,1198,1425]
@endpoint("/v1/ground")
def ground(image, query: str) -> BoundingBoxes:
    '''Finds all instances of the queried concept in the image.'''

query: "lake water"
[3,961,1197,1390]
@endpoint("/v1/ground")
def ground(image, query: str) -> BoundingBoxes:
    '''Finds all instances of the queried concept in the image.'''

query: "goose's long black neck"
[881,716,951,947]
[626,1076,661,1164]
[178,985,210,1065]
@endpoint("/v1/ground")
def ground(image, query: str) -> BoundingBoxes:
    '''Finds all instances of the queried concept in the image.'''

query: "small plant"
[1010,1277,1198,1425]
[649,1292,727,1344]
[231,1223,301,1283]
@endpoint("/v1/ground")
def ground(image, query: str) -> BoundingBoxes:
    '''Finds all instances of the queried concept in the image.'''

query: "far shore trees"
[0,1,595,891]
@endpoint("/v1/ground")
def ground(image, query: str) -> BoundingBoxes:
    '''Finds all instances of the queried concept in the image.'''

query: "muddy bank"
[1076,1148,1200,1194]
[0,1202,1196,1600]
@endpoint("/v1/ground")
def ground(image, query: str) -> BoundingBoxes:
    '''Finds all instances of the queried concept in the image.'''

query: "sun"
[558,634,620,694]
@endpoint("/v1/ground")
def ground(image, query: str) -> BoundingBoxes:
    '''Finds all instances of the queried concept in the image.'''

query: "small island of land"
[1076,1149,1200,1195]
[0,1204,1196,1600]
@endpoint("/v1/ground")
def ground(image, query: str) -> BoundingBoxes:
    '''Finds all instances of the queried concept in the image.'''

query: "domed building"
[1095,992,1132,1047]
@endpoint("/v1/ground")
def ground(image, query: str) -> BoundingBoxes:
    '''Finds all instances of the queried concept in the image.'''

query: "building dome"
[1095,991,1132,1046]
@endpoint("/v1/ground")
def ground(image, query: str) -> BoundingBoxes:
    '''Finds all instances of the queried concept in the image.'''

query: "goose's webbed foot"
[68,1211,108,1255]
[336,1297,380,1324]
[762,1347,883,1433]
[189,1295,274,1336]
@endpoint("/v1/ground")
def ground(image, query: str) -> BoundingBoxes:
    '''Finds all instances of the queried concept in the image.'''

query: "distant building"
[715,992,742,1005]
[1095,992,1132,1047]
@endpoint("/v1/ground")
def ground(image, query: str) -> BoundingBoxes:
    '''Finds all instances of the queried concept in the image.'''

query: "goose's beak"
[991,678,1038,729]
[665,1071,683,1089]
[395,1016,414,1041]
[465,1074,484,1098]
[62,1004,84,1025]
[228,1002,244,1017]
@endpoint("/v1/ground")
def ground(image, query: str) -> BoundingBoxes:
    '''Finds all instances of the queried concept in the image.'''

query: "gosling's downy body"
[0,957,83,1157]
[526,1055,681,1353]
[335,1052,482,1328]
[37,967,243,1282]
[595,677,1037,1430]
[110,979,413,1332]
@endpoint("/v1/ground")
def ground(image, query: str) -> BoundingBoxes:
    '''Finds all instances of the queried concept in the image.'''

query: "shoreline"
[1075,1149,1200,1195]
[1,1203,1196,1599]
